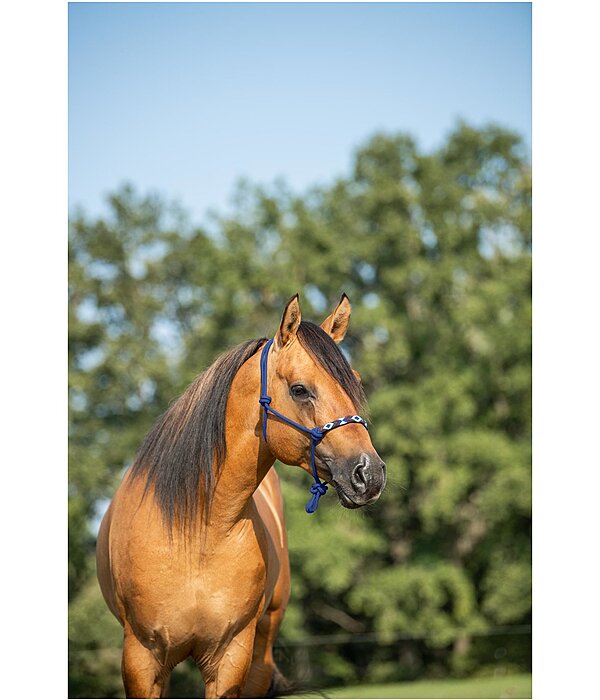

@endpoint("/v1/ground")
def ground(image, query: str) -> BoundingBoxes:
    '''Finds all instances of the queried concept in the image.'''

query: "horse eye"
[290,384,310,400]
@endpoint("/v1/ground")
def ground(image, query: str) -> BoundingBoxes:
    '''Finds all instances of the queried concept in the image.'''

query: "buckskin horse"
[96,293,386,698]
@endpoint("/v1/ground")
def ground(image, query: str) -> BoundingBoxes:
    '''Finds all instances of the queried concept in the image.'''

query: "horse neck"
[207,349,275,531]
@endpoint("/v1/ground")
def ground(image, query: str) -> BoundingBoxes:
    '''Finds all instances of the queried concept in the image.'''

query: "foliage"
[68,123,531,696]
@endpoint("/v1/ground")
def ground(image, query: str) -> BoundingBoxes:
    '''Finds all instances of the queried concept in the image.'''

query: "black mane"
[130,338,267,534]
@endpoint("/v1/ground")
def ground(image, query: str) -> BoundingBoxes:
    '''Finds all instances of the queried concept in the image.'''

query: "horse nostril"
[351,460,369,493]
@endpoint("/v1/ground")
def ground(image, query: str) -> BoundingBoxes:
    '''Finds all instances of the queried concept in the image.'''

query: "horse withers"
[96,293,386,698]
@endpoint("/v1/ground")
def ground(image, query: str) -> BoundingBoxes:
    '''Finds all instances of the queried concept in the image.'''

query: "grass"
[287,673,532,699]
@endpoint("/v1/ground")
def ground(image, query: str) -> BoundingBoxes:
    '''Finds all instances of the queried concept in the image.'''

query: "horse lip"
[330,480,362,509]
[319,457,375,508]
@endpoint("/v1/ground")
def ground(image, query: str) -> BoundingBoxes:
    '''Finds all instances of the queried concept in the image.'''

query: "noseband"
[258,338,369,513]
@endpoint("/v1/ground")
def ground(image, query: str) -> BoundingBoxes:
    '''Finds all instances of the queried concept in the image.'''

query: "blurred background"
[68,3,531,699]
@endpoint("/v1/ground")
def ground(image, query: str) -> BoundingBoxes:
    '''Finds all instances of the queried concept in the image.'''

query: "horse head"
[260,293,387,509]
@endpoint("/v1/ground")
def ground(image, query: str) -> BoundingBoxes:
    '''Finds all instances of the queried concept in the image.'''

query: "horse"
[96,293,386,698]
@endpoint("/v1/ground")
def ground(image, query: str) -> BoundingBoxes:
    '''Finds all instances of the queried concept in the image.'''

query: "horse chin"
[332,482,363,509]
[332,480,384,509]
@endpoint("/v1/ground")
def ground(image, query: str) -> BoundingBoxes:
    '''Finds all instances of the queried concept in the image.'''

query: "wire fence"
[270,624,531,687]
[273,624,532,647]
[69,624,532,657]
[69,625,531,698]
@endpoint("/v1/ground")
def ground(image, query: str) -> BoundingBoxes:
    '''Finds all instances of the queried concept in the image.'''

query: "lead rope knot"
[304,428,327,513]
[305,481,328,514]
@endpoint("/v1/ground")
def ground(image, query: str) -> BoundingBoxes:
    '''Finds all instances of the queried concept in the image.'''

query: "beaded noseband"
[258,338,369,513]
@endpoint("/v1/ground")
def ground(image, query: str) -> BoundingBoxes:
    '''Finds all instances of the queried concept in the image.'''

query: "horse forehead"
[278,345,329,381]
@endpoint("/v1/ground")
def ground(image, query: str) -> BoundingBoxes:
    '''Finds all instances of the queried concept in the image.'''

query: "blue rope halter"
[259,338,369,514]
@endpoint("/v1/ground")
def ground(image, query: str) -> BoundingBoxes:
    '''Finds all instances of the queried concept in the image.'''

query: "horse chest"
[123,525,272,651]
[192,544,268,624]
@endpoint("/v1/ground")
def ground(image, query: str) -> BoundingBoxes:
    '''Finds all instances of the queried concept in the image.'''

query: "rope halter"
[259,338,369,513]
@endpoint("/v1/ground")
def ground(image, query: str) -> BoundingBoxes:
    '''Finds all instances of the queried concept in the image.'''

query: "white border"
[534,0,600,698]
[1,0,67,697]
[7,1,600,697]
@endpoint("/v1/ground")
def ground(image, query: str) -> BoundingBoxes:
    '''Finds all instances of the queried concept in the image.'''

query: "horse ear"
[275,293,302,348]
[321,293,351,344]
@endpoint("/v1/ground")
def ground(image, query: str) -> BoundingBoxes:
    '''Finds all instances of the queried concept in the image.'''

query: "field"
[289,673,532,699]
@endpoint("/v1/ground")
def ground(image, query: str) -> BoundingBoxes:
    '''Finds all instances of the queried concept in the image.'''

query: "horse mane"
[129,321,366,534]
[130,337,267,534]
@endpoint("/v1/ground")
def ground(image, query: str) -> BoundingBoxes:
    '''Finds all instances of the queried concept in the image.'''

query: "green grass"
[288,673,532,699]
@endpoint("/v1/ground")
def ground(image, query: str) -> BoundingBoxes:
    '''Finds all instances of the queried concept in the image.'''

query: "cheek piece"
[258,338,369,514]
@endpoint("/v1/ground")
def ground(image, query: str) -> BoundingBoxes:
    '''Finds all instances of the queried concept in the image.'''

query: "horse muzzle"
[329,452,387,508]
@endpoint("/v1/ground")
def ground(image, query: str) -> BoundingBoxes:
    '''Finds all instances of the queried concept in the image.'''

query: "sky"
[69,2,531,223]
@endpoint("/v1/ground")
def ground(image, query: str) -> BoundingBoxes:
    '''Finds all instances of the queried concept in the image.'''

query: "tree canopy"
[68,123,531,697]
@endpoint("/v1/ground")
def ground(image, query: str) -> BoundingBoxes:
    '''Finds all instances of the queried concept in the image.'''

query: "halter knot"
[258,395,272,407]
[305,481,328,514]
[309,427,324,443]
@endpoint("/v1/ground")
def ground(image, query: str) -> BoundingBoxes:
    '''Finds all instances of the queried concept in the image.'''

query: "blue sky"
[69,2,531,223]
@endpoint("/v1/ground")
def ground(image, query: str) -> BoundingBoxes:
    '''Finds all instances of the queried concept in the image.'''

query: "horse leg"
[201,624,257,699]
[121,628,166,699]
[160,672,171,698]
[242,608,289,698]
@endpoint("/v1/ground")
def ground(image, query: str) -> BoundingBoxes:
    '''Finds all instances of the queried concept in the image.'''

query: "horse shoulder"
[253,468,291,614]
